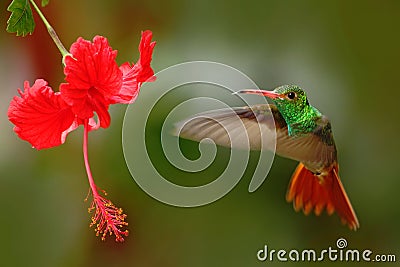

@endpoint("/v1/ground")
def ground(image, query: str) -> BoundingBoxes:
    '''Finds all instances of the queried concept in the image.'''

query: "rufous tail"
[286,163,359,230]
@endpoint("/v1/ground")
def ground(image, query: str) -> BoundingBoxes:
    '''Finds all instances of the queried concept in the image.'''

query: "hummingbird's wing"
[174,105,337,170]
[276,115,337,171]
[174,104,280,151]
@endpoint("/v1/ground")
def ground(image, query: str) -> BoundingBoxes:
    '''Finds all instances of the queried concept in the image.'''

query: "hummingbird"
[175,85,359,230]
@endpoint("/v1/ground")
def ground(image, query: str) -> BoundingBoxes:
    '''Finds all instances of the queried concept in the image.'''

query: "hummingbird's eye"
[287,92,296,100]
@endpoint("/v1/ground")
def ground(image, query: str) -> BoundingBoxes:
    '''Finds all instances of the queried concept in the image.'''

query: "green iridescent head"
[238,85,319,129]
[268,85,310,124]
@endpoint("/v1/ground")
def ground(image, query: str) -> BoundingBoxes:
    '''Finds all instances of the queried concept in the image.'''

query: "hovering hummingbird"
[175,85,359,230]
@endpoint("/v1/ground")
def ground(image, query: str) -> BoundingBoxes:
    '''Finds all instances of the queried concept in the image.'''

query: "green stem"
[29,0,69,59]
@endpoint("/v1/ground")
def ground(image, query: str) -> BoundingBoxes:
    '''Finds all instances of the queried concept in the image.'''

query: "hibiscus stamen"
[83,119,129,242]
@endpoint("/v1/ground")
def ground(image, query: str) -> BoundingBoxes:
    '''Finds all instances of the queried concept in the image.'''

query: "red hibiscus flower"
[8,30,156,242]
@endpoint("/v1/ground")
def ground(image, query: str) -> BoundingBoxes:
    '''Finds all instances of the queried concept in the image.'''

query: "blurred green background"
[1,0,399,266]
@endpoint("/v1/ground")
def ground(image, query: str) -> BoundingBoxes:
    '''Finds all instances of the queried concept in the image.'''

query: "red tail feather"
[286,163,359,230]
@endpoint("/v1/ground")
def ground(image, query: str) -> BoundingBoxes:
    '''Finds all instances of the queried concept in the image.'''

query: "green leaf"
[41,0,49,7]
[6,0,35,37]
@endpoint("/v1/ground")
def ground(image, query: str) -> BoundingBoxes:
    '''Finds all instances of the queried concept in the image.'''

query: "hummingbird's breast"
[275,115,337,173]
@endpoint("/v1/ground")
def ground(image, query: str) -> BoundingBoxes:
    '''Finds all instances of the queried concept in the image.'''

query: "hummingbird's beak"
[236,89,280,99]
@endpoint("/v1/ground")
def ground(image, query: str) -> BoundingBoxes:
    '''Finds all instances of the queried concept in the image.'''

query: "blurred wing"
[275,116,337,170]
[174,104,281,151]
[174,105,337,168]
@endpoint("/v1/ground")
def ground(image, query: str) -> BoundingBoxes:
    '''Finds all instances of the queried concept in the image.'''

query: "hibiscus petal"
[88,88,111,128]
[70,117,100,133]
[136,30,156,83]
[60,36,122,124]
[108,62,139,104]
[63,36,122,97]
[110,31,156,104]
[8,79,75,150]
[60,82,95,119]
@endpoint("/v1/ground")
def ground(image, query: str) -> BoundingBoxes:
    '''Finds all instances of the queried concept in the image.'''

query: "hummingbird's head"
[270,84,308,107]
[238,85,310,124]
